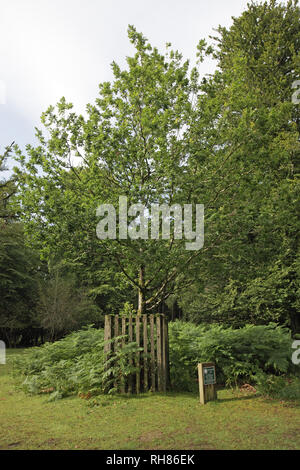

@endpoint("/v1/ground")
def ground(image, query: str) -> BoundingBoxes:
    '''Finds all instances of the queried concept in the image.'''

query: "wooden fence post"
[121,316,126,393]
[136,315,141,394]
[114,315,119,390]
[156,315,163,392]
[150,314,156,392]
[104,315,112,357]
[128,315,133,393]
[162,315,168,392]
[143,315,148,392]
[104,315,112,393]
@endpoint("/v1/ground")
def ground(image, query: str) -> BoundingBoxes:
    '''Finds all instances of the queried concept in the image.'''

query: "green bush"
[168,321,295,391]
[11,321,297,399]
[255,373,300,400]
[11,326,141,400]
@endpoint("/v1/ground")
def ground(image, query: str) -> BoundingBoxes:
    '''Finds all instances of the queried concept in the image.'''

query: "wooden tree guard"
[104,314,170,394]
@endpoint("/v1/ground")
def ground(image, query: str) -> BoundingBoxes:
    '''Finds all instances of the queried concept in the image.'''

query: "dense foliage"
[11,322,298,400]
[168,321,296,391]
[1,146,103,344]
[176,0,300,332]
[11,326,142,400]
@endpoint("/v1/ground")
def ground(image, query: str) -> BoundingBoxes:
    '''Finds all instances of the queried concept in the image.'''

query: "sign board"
[198,362,217,404]
[203,365,216,385]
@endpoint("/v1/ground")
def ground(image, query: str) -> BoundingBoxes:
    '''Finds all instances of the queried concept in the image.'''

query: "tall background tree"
[14,26,255,315]
[10,1,300,334]
[177,0,300,333]
[0,143,40,344]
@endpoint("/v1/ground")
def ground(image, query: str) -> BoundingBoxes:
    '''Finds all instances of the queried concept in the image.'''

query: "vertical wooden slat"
[165,318,170,390]
[114,315,119,391]
[162,315,167,392]
[136,315,141,394]
[143,315,148,392]
[156,315,163,392]
[104,315,112,394]
[121,316,126,349]
[114,315,119,340]
[121,316,126,393]
[128,315,133,394]
[104,315,112,357]
[150,314,155,391]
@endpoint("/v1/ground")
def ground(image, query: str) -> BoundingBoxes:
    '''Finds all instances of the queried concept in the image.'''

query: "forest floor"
[0,349,299,450]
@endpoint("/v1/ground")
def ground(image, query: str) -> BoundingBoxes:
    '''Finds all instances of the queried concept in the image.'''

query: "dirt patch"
[139,428,216,450]
[139,430,165,443]
[37,438,63,448]
[281,428,300,440]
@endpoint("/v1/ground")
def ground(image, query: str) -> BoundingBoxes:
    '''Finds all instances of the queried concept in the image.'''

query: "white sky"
[0,0,251,160]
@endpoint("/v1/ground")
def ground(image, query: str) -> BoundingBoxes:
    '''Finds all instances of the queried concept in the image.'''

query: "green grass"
[0,349,299,450]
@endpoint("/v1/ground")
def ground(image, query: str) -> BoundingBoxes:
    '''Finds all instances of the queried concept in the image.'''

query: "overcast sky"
[0,0,251,166]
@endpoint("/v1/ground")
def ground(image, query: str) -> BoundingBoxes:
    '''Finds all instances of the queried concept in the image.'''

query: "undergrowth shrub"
[11,321,297,399]
[255,373,300,400]
[11,326,141,400]
[168,321,296,391]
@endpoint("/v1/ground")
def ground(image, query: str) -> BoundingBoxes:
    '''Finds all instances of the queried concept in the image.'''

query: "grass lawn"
[0,349,299,450]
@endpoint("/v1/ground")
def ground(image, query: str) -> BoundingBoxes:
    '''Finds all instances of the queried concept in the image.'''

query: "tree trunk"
[290,311,300,337]
[137,264,145,315]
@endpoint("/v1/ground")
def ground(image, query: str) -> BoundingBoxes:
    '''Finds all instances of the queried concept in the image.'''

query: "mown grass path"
[0,349,299,450]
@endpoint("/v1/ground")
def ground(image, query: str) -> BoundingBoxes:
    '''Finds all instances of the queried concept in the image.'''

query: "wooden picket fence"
[104,314,170,394]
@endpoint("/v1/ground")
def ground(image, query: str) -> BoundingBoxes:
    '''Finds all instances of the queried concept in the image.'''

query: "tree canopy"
[5,0,300,335]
